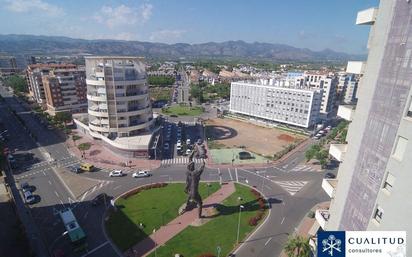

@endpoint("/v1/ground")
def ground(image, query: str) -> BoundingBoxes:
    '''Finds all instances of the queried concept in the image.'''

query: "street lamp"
[236,205,245,245]
[49,231,68,255]
[153,228,157,257]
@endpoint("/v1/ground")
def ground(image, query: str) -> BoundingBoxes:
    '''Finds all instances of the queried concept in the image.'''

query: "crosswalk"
[161,157,207,166]
[273,180,308,196]
[275,164,319,173]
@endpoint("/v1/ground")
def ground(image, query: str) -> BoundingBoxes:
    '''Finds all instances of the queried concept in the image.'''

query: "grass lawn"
[148,183,266,257]
[162,105,204,116]
[149,87,172,101]
[106,183,220,251]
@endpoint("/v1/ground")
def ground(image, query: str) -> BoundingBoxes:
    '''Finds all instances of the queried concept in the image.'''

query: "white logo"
[322,235,342,256]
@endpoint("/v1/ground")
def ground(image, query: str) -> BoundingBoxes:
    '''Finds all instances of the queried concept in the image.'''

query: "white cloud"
[94,3,153,28]
[4,0,64,16]
[150,29,186,43]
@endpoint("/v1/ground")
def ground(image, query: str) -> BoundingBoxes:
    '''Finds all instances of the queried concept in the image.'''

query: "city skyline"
[0,0,378,54]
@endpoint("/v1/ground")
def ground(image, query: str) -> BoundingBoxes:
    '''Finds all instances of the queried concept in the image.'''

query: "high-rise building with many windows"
[83,56,155,158]
[312,0,412,242]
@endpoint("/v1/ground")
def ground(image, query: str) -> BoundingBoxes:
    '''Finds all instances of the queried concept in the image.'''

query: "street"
[0,83,331,257]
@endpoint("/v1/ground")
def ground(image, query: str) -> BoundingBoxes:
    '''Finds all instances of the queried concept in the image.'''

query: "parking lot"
[161,121,203,160]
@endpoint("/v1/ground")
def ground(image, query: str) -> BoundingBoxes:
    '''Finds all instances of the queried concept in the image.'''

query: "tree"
[305,148,316,162]
[315,149,329,168]
[284,235,312,257]
[54,112,72,124]
[190,84,204,103]
[4,75,28,93]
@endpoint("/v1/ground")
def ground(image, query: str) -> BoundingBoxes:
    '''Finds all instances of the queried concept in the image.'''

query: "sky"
[0,0,379,54]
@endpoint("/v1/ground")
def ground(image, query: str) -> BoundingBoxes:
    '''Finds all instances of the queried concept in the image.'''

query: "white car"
[177,145,182,151]
[23,191,35,204]
[186,139,191,145]
[132,170,151,178]
[109,170,124,177]
[185,149,192,156]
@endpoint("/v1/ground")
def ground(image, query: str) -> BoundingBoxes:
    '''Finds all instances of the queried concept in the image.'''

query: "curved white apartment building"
[83,56,155,157]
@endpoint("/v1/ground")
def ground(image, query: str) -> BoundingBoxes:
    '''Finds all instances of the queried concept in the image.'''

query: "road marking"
[281,217,285,224]
[80,241,109,257]
[113,185,122,190]
[227,168,233,181]
[83,211,89,219]
[48,180,52,185]
[42,171,46,176]
[54,191,59,197]
[80,191,88,202]
[235,168,238,182]
[273,181,308,196]
[264,237,272,246]
[59,199,64,206]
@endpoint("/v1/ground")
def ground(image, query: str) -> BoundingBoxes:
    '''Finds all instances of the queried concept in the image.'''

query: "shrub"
[248,217,258,226]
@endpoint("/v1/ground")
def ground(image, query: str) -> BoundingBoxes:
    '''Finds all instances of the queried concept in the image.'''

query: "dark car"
[69,164,82,174]
[91,193,109,206]
[324,172,336,179]
[20,182,31,192]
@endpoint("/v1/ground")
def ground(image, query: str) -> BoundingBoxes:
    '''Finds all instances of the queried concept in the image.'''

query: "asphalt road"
[1,83,331,257]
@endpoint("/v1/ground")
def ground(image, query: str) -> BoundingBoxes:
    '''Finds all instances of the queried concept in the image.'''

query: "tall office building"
[314,0,412,236]
[84,56,154,158]
[230,81,322,128]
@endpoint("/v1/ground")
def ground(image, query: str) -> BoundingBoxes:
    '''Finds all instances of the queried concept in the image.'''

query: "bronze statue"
[184,148,205,218]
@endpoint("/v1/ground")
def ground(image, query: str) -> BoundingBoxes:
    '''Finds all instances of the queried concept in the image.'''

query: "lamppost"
[48,231,68,255]
[153,228,157,257]
[236,205,245,245]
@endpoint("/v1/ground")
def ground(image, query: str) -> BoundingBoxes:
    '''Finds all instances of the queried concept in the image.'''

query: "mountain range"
[0,34,365,62]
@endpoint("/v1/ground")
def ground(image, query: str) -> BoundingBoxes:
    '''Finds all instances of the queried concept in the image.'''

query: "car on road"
[69,164,82,174]
[109,170,124,177]
[132,170,151,178]
[23,191,36,204]
[91,193,109,206]
[20,182,31,193]
[170,114,178,117]
[324,172,336,179]
[80,163,94,172]
[164,143,170,150]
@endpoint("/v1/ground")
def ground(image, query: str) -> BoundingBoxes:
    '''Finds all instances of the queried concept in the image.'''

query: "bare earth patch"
[206,118,306,157]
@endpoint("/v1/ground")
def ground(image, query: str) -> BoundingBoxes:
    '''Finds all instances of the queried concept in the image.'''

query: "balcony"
[315,209,330,229]
[329,144,347,162]
[346,61,366,74]
[337,105,355,121]
[322,179,338,198]
[356,8,378,25]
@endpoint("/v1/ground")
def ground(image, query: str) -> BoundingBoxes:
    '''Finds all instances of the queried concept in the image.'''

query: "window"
[392,136,408,161]
[383,173,395,193]
[373,206,384,223]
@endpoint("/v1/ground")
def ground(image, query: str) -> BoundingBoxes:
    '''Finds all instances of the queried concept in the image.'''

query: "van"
[80,163,94,172]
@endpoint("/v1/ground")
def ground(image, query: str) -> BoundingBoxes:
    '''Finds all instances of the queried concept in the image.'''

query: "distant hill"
[0,34,365,62]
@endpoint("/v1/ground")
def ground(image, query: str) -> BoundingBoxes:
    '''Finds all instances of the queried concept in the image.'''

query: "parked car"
[324,172,336,179]
[164,143,170,150]
[7,154,15,163]
[132,170,151,178]
[23,191,36,204]
[177,140,182,146]
[109,170,124,177]
[91,193,109,206]
[20,182,31,193]
[177,145,182,151]
[185,149,191,156]
[186,138,191,145]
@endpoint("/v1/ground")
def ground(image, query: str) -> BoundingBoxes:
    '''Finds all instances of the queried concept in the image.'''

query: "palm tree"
[284,235,312,257]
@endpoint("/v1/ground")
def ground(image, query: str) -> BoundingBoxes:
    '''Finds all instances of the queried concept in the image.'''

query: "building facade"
[42,67,87,115]
[229,81,322,128]
[26,64,78,106]
[83,56,155,158]
[317,0,412,235]
[0,56,17,76]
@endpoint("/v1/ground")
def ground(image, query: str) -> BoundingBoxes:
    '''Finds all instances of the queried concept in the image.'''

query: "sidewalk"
[65,129,161,171]
[124,182,236,257]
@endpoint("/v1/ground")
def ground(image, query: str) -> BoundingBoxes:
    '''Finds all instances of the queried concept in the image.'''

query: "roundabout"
[105,182,268,257]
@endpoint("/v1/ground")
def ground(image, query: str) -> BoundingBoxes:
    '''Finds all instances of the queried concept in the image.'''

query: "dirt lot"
[205,118,306,157]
